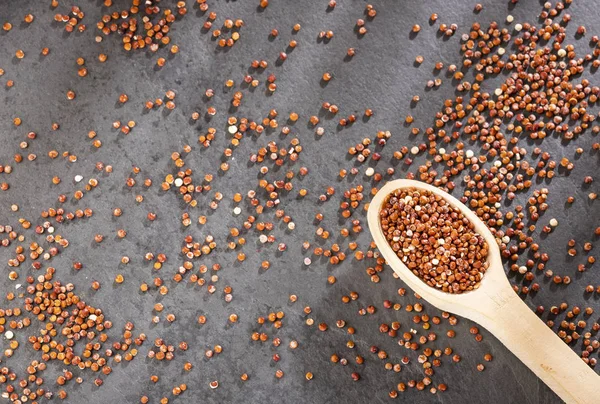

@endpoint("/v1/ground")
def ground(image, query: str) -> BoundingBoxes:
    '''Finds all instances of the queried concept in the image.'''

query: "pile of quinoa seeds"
[380,188,490,294]
[0,0,598,402]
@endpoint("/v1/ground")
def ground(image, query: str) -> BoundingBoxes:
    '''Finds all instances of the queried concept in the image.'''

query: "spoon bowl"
[368,179,599,404]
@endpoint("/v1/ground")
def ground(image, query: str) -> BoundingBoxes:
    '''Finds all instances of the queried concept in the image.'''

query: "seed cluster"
[380,188,490,294]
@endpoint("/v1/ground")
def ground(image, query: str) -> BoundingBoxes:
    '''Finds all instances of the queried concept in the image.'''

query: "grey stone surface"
[0,0,598,403]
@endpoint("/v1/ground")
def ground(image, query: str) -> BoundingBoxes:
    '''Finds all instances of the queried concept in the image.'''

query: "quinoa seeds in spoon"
[379,188,490,294]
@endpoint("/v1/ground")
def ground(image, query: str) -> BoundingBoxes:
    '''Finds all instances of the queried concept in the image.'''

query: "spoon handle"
[478,287,600,404]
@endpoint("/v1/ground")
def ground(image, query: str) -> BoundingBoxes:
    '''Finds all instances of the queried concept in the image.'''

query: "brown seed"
[380,188,489,294]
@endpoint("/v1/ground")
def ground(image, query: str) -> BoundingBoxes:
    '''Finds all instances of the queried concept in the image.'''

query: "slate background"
[0,0,598,403]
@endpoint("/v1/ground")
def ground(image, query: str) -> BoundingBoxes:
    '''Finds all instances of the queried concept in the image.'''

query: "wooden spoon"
[367,179,599,404]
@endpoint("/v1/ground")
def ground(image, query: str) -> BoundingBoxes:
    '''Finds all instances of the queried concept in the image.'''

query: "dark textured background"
[0,0,598,403]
